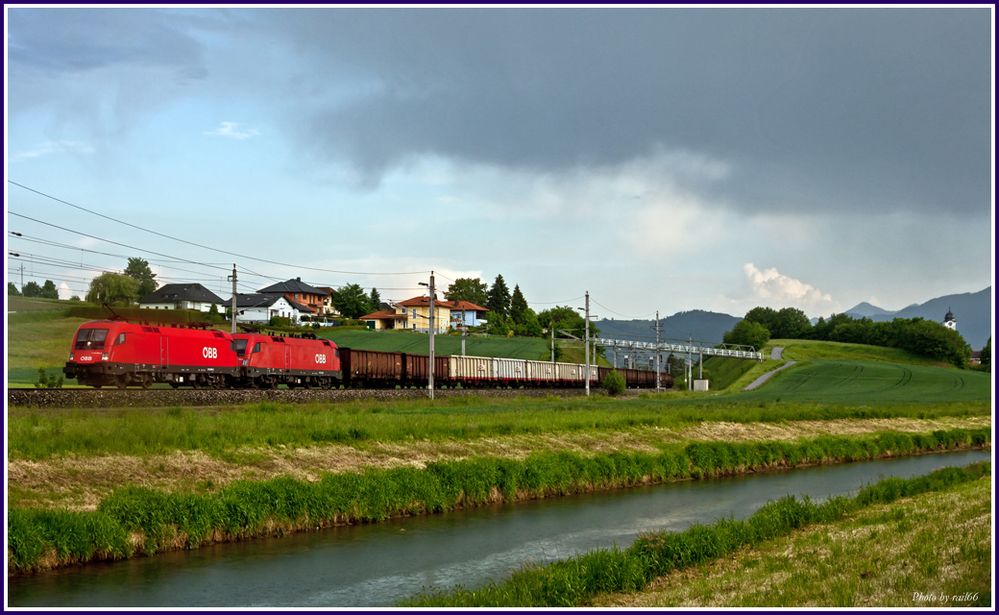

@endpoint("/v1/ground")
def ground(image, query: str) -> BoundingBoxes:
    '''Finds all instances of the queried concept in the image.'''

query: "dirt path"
[744,347,797,391]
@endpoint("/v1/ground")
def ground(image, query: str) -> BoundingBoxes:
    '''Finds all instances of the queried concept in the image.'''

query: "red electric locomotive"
[64,320,240,388]
[230,333,341,389]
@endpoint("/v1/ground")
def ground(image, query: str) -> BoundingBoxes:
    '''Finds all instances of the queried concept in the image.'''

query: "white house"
[233,293,308,323]
[138,283,226,313]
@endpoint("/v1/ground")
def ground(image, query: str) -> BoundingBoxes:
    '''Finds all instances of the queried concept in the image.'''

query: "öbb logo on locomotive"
[62,319,671,390]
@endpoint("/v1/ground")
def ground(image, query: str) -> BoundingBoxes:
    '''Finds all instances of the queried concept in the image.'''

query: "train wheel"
[140,375,152,389]
[169,382,181,389]
[115,375,129,389]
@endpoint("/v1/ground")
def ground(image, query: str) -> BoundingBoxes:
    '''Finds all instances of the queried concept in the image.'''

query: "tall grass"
[8,395,990,460]
[406,462,992,606]
[7,427,989,573]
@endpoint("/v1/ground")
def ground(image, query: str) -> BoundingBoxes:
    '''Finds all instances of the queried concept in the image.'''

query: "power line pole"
[228,264,238,334]
[551,324,555,363]
[428,271,435,400]
[655,310,661,391]
[584,290,590,396]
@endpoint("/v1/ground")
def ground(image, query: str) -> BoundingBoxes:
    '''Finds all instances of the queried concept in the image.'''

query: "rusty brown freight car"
[404,354,450,386]
[339,348,404,387]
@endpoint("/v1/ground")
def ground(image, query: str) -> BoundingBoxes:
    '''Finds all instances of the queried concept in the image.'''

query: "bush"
[34,367,63,389]
[602,370,626,396]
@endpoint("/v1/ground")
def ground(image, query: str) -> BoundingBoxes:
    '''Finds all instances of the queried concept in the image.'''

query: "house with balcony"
[257,278,328,317]
[232,293,308,324]
[360,296,489,332]
[448,300,489,329]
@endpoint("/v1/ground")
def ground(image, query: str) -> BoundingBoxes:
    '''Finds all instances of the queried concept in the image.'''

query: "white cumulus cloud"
[9,140,94,161]
[204,121,260,140]
[743,263,835,312]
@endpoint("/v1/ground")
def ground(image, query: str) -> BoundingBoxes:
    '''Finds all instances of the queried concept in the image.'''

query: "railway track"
[7,387,594,408]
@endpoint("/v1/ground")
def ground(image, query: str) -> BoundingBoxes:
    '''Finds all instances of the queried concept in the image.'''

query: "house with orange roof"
[360,295,489,332]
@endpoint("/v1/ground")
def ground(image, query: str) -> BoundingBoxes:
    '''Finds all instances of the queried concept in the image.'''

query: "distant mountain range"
[596,310,740,346]
[594,287,992,350]
[844,287,992,349]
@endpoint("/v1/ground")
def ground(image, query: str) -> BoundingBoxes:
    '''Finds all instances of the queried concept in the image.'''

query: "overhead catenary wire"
[8,180,431,276]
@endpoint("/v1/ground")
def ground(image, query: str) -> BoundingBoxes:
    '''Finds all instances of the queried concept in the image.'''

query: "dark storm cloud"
[8,9,205,76]
[265,8,990,215]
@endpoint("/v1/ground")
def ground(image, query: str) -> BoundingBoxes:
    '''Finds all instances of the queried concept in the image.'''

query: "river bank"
[8,426,990,573]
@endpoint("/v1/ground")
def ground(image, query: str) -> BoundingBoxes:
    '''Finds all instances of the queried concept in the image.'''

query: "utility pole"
[687,337,693,391]
[428,271,436,400]
[461,321,467,356]
[584,290,590,396]
[550,324,555,363]
[20,262,25,289]
[655,310,661,391]
[228,264,238,333]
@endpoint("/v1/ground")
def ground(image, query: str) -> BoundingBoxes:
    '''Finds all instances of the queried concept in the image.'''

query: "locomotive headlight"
[68,353,74,361]
[101,353,109,361]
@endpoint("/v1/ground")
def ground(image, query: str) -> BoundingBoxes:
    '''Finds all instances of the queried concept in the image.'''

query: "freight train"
[63,320,672,390]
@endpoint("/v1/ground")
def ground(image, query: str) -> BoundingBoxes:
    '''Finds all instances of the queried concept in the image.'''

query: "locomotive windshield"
[231,338,248,356]
[74,328,109,350]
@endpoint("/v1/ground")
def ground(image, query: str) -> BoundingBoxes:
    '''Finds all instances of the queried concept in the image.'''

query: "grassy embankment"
[596,472,991,607]
[7,428,990,573]
[406,463,992,607]
[701,338,962,393]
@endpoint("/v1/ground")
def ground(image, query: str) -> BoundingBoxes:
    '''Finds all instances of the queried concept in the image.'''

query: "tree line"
[723,306,976,368]
[445,274,595,340]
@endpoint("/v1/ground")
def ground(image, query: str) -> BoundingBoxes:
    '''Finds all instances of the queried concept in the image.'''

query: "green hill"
[320,329,586,361]
[773,339,952,367]
[740,359,990,403]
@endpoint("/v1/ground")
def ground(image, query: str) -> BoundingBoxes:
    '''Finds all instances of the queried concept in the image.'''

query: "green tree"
[510,284,529,324]
[69,295,82,302]
[538,305,587,338]
[773,307,812,339]
[40,280,59,300]
[332,283,372,319]
[86,272,140,306]
[743,306,779,333]
[7,282,20,296]
[981,337,991,370]
[486,274,511,319]
[207,303,222,323]
[21,281,42,297]
[602,370,626,396]
[369,287,381,310]
[723,319,771,350]
[513,308,544,337]
[445,278,489,306]
[124,257,158,298]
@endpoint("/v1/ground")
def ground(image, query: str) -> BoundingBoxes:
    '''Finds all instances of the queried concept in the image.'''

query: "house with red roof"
[360,295,489,332]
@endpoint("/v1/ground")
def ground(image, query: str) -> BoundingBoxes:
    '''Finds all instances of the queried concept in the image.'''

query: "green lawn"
[772,339,951,367]
[700,356,759,390]
[740,360,991,403]
[321,328,554,360]
[6,307,89,386]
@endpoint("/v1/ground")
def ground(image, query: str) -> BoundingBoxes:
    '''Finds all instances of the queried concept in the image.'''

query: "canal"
[8,449,990,607]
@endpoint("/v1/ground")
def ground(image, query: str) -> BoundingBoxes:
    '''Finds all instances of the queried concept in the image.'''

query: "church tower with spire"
[943,307,957,331]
